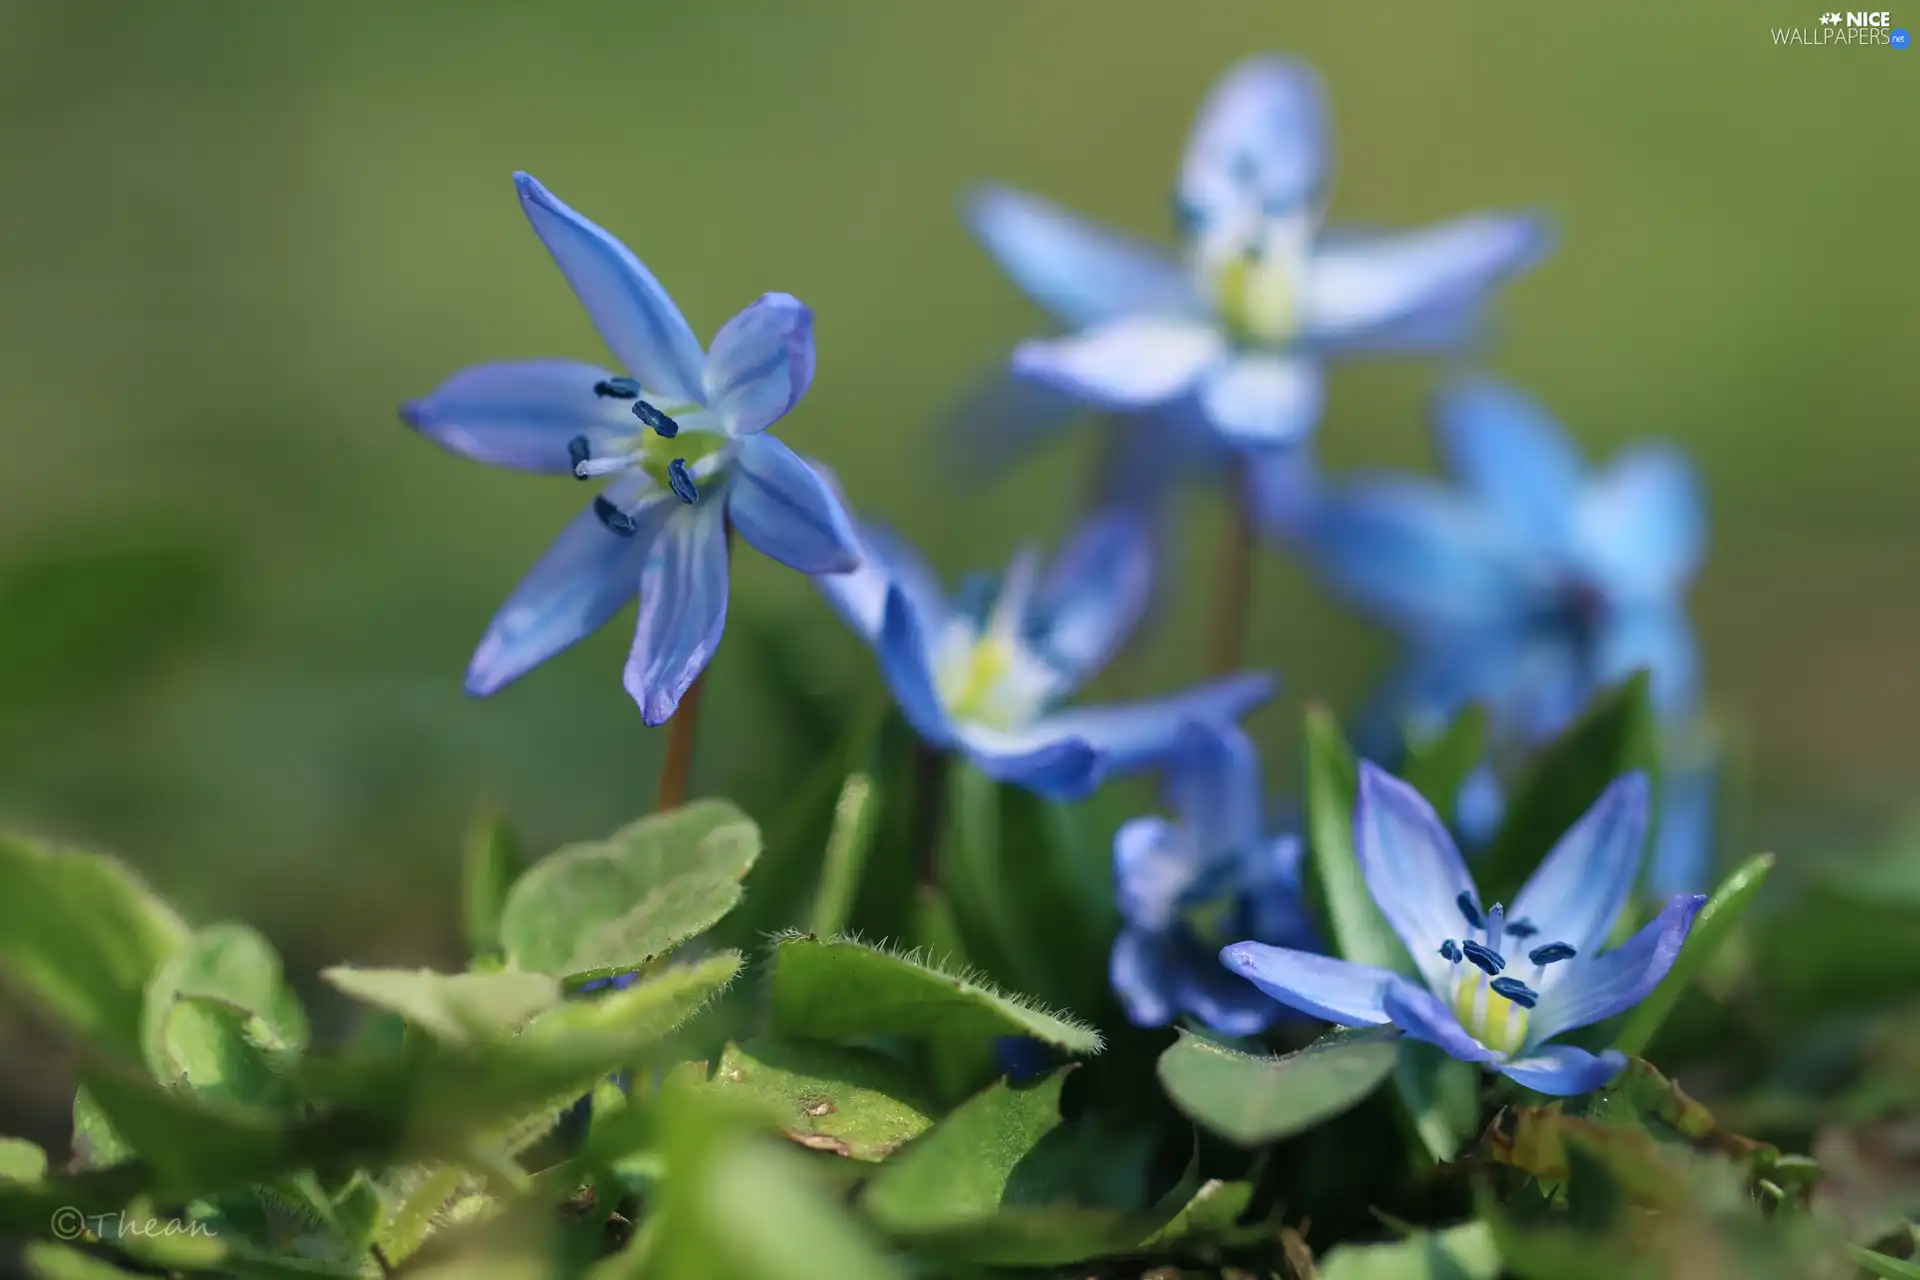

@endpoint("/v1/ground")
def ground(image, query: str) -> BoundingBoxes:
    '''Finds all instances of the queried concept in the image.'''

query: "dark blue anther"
[1528,942,1577,966]
[633,399,680,438]
[1456,891,1486,931]
[667,458,699,504]
[592,495,638,537]
[1438,939,1462,964]
[1460,940,1505,975]
[1505,918,1539,940]
[1489,976,1539,1009]
[594,376,641,399]
[567,435,591,477]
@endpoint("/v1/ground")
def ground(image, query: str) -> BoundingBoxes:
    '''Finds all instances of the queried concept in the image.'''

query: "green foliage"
[1317,1221,1501,1280]
[463,804,526,961]
[1401,703,1490,826]
[1156,1026,1399,1146]
[1302,706,1412,976]
[1612,852,1775,1057]
[807,771,880,938]
[670,1038,937,1161]
[322,968,561,1044]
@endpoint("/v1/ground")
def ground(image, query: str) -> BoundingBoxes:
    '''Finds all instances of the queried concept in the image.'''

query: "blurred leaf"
[140,923,308,1081]
[1479,673,1658,903]
[0,834,189,1061]
[499,800,760,978]
[766,934,1102,1056]
[1136,1178,1263,1251]
[462,804,525,961]
[374,1163,475,1266]
[159,996,296,1111]
[1301,707,1411,975]
[1613,852,1774,1057]
[808,772,879,938]
[70,1087,134,1171]
[0,1137,47,1184]
[1847,1245,1920,1279]
[1394,1038,1480,1165]
[1317,1220,1500,1280]
[1402,703,1490,825]
[21,1244,148,1279]
[1758,846,1920,1019]
[320,968,560,1046]
[1156,1026,1399,1147]
[75,1069,297,1198]
[671,1038,936,1161]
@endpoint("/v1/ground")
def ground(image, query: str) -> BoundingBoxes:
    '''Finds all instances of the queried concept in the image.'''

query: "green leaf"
[158,996,296,1110]
[1136,1179,1261,1251]
[1847,1244,1920,1279]
[1318,1220,1501,1280]
[499,800,761,977]
[78,1069,296,1195]
[1612,852,1774,1057]
[320,968,560,1045]
[22,1243,147,1280]
[1302,707,1411,974]
[462,804,524,960]
[140,923,307,1080]
[808,772,880,938]
[0,1137,46,1184]
[1156,1026,1400,1146]
[1401,703,1490,824]
[1394,1039,1480,1165]
[674,1038,936,1161]
[0,835,189,1060]
[70,1087,133,1171]
[766,934,1102,1056]
[1478,673,1658,903]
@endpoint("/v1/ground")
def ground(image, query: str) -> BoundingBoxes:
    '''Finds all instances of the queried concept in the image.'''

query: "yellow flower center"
[1450,971,1531,1056]
[1211,252,1297,346]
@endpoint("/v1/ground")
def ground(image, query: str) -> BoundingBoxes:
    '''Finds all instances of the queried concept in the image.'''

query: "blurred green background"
[1,1,1915,1132]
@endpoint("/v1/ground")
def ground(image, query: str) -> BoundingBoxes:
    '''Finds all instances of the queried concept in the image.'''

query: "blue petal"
[725,436,860,574]
[816,520,949,644]
[965,184,1201,329]
[1245,835,1317,948]
[1111,927,1177,1027]
[1353,763,1479,994]
[1026,507,1154,688]
[1012,318,1224,410]
[1305,478,1525,632]
[1647,741,1717,898]
[1175,959,1287,1037]
[401,360,635,474]
[1219,943,1396,1026]
[1197,355,1324,449]
[703,293,815,435]
[1454,763,1507,850]
[513,173,707,406]
[1497,1045,1626,1097]
[1573,444,1705,599]
[877,587,958,748]
[1162,721,1264,861]
[953,724,1104,800]
[623,505,731,726]
[1178,56,1328,226]
[1033,671,1276,777]
[1527,893,1706,1045]
[1112,816,1194,932]
[466,479,670,696]
[1382,981,1498,1064]
[1509,772,1650,957]
[1595,606,1699,724]
[1300,212,1551,346]
[1433,376,1584,548]
[1245,444,1321,543]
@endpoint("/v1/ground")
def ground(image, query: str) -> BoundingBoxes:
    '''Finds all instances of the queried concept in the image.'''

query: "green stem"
[910,740,950,890]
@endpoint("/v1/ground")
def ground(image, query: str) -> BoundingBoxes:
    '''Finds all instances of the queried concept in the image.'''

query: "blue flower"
[404,173,860,724]
[1111,722,1317,1035]
[1224,763,1705,1096]
[1303,376,1705,746]
[965,55,1548,467]
[816,507,1275,799]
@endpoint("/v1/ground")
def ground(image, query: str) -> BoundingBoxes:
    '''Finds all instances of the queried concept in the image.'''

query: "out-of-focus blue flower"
[1224,764,1705,1096]
[964,55,1548,476]
[1111,722,1317,1035]
[816,507,1275,800]
[404,173,859,725]
[1647,730,1720,898]
[1304,376,1705,746]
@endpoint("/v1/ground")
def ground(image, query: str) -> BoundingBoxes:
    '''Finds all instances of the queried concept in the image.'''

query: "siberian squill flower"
[817,508,1274,799]
[965,55,1548,469]
[1305,376,1704,746]
[1224,765,1705,1096]
[404,173,859,724]
[1111,721,1317,1035]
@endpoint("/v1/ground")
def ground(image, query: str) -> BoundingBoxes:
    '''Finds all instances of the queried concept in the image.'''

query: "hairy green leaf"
[321,968,560,1045]
[1157,1026,1399,1146]
[673,1038,936,1161]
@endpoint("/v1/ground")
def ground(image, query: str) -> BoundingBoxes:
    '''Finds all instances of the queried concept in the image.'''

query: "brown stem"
[1206,462,1258,677]
[654,521,732,812]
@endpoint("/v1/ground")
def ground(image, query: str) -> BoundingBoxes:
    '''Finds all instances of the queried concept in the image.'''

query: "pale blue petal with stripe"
[1300,211,1550,346]
[1497,1045,1626,1096]
[1509,772,1650,957]
[1574,443,1705,599]
[1032,671,1276,777]
[1433,376,1585,548]
[875,587,958,747]
[1197,354,1324,448]
[623,503,732,726]
[1526,892,1705,1045]
[1353,763,1479,993]
[1219,943,1396,1026]
[704,292,816,436]
[401,359,634,474]
[1112,816,1194,932]
[1011,317,1225,409]
[725,435,860,574]
[952,722,1105,800]
[1026,506,1154,687]
[1178,55,1329,225]
[1382,981,1498,1063]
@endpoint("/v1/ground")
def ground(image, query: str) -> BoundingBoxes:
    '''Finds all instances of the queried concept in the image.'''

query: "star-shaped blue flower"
[1111,721,1318,1035]
[966,55,1549,463]
[816,508,1275,799]
[1303,376,1705,746]
[1225,764,1706,1096]
[404,174,860,724]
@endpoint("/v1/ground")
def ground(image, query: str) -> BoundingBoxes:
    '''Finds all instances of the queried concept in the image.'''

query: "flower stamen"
[592,495,638,537]
[633,400,681,439]
[1528,941,1576,966]
[1456,892,1486,930]
[1489,976,1539,1009]
[594,377,641,399]
[666,459,699,504]
[1460,940,1505,975]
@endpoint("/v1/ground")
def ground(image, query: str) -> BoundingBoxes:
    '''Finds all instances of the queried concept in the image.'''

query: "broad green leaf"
[374,1164,476,1266]
[1156,1026,1399,1146]
[1612,852,1774,1057]
[863,1070,1072,1231]
[808,772,879,938]
[140,923,307,1082]
[1401,703,1489,825]
[321,968,560,1045]
[1847,1245,1920,1279]
[0,1137,46,1184]
[462,804,524,960]
[1478,673,1657,903]
[0,835,188,1060]
[22,1243,147,1279]
[1136,1179,1262,1251]
[673,1038,936,1161]
[77,1070,297,1196]
[1301,708,1410,974]
[1394,1039,1480,1165]
[766,934,1102,1055]
[500,801,760,977]
[159,996,296,1111]
[70,1087,133,1170]
[1758,842,1920,1018]
[1318,1220,1501,1280]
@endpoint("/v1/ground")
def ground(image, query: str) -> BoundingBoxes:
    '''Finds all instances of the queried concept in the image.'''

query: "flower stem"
[910,740,950,890]
[655,521,732,813]
[1206,462,1258,677]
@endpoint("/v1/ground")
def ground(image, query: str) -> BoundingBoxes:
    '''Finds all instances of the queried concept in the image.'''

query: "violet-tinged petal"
[401,359,634,474]
[704,293,816,436]
[876,586,958,748]
[1025,506,1154,689]
[1497,1045,1626,1097]
[1032,671,1276,778]
[1300,212,1550,345]
[1509,772,1650,959]
[725,436,860,574]
[1220,942,1396,1026]
[1433,376,1585,548]
[1112,816,1194,933]
[1011,318,1224,409]
[1526,893,1706,1045]
[1178,55,1329,226]
[623,504,731,726]
[951,722,1105,800]
[1382,980,1499,1064]
[1353,763,1480,993]
[1197,354,1324,449]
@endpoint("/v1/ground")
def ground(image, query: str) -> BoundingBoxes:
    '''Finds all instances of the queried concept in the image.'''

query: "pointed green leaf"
[462,804,524,960]
[1846,1245,1920,1279]
[1612,852,1774,1057]
[500,801,760,977]
[70,1086,133,1171]
[1157,1026,1400,1146]
[1302,707,1411,974]
[1394,1039,1480,1165]
[159,996,297,1111]
[808,773,880,938]
[140,923,307,1082]
[320,968,560,1046]
[674,1038,936,1161]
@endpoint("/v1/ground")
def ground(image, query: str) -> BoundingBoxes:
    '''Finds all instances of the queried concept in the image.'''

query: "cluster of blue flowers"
[404,56,1712,1097]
